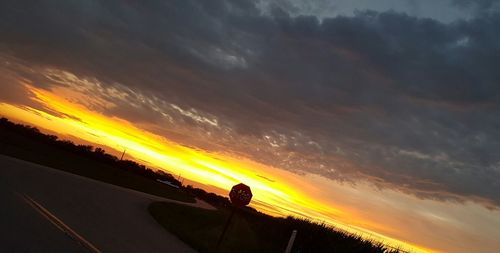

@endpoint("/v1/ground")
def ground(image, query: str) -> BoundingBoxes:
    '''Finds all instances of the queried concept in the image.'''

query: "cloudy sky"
[1,1,499,252]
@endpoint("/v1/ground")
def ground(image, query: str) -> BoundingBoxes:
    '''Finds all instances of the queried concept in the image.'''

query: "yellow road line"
[20,193,102,253]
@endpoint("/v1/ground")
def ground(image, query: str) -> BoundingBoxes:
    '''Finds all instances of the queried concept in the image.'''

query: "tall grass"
[149,202,401,253]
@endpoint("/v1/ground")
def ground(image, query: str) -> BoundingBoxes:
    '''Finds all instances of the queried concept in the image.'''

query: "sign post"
[284,229,298,253]
[215,183,253,249]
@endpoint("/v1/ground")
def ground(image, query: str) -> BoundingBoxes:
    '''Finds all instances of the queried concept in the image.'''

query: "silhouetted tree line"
[0,117,181,186]
[0,117,250,206]
[184,185,232,207]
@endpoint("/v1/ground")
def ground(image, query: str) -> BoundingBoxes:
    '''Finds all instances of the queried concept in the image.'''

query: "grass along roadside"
[149,201,400,253]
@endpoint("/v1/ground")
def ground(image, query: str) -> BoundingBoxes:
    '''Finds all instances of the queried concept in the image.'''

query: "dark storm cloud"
[1,0,499,207]
[453,0,500,11]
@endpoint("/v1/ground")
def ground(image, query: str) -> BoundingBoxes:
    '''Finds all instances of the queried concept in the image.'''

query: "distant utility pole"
[120,149,126,160]
[285,230,297,253]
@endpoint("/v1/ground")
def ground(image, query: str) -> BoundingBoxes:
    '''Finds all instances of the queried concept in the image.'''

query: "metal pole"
[120,149,126,160]
[285,230,297,253]
[216,206,235,249]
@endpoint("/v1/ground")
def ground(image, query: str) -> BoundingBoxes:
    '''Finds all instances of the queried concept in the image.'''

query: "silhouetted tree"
[0,117,182,186]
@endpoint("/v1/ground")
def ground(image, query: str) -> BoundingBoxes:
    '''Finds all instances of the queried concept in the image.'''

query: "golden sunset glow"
[0,83,434,253]
[2,2,500,252]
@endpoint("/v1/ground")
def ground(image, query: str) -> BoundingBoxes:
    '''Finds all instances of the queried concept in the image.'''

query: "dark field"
[149,202,401,253]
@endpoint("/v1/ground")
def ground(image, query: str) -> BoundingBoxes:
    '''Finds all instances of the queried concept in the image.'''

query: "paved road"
[0,155,198,253]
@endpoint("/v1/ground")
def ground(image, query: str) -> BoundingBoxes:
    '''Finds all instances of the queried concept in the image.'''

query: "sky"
[0,0,499,252]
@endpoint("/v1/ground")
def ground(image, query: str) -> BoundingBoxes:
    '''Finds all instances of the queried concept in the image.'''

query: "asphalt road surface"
[0,155,198,253]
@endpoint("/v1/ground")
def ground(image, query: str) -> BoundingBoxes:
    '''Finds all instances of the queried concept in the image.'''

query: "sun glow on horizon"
[0,84,433,253]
